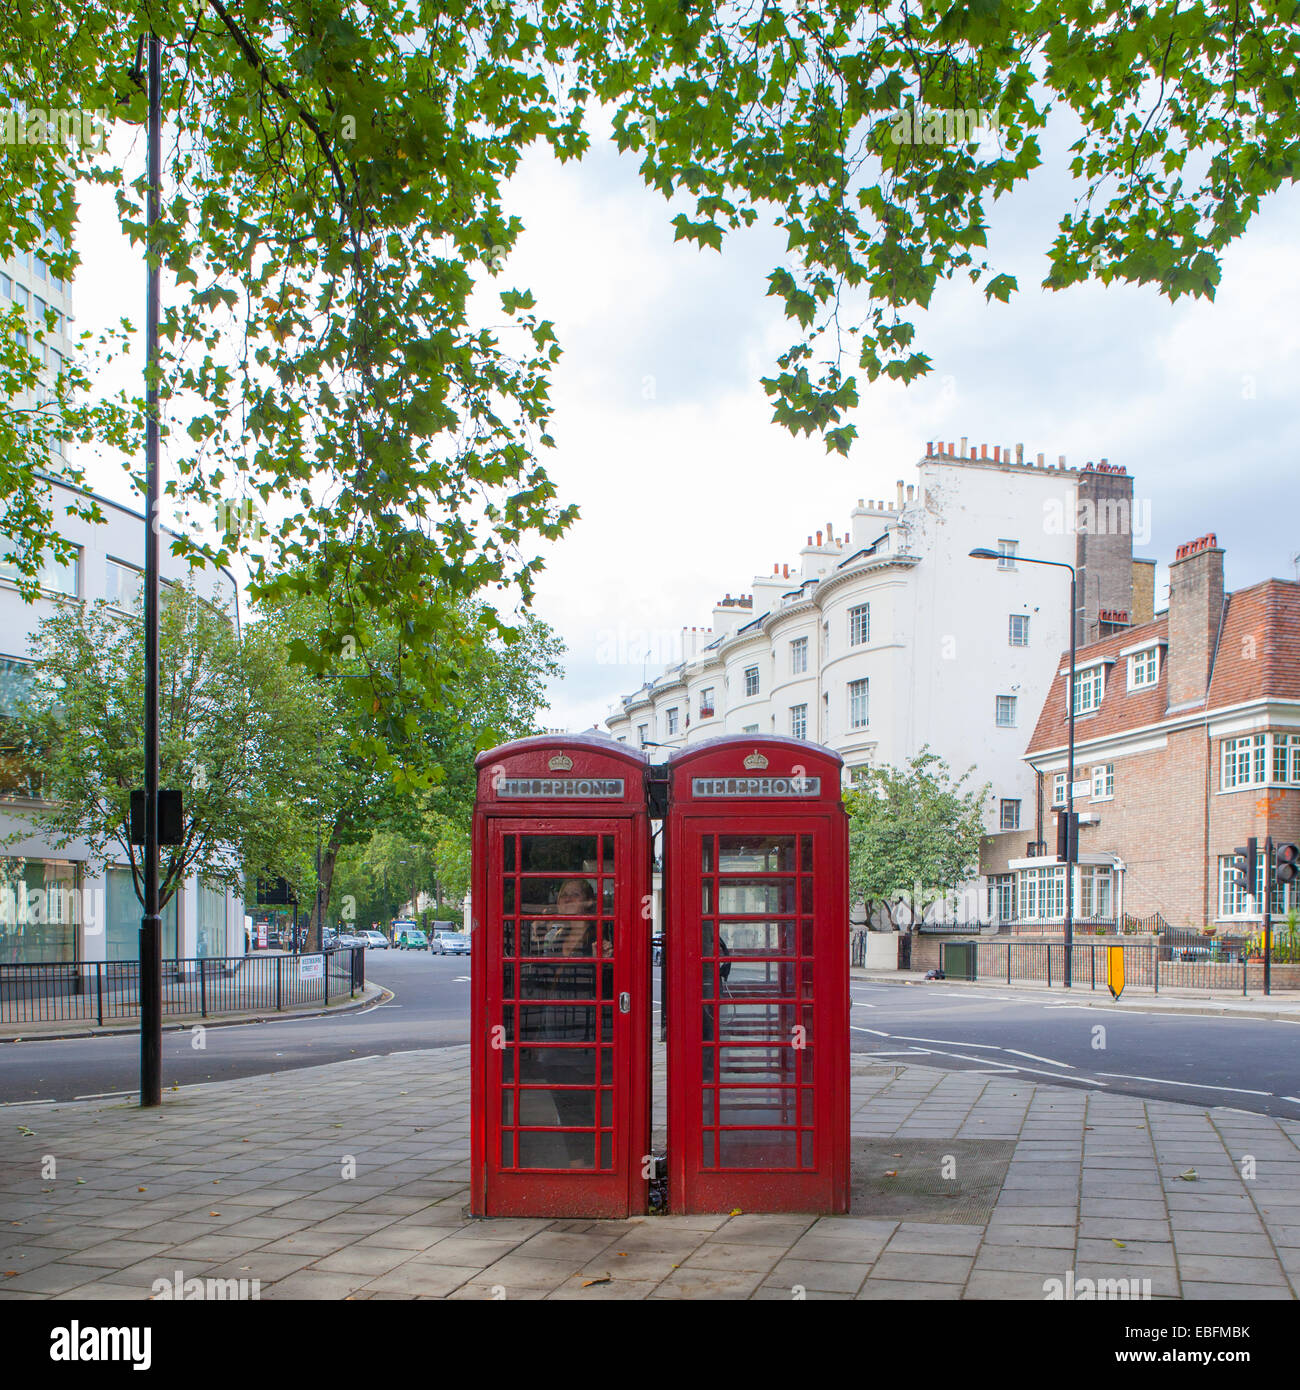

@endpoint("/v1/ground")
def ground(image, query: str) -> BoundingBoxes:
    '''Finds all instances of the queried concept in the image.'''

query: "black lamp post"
[139,31,163,1107]
[971,546,1079,987]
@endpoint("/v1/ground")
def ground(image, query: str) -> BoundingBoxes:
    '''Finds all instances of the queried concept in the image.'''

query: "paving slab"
[2,1046,1298,1301]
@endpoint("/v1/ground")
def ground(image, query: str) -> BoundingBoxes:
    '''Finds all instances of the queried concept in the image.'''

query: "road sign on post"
[1106,945,1125,1000]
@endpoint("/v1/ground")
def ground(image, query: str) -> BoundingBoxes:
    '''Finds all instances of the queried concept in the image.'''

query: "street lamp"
[970,546,1079,988]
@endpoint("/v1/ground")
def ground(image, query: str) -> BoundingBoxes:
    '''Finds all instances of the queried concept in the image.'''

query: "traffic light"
[1056,810,1078,862]
[1276,843,1300,886]
[1229,837,1258,893]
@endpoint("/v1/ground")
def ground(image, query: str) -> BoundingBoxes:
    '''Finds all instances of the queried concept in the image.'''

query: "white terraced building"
[606,441,1154,919]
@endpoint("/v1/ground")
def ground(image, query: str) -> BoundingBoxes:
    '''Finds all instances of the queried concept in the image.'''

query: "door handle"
[618,992,630,1014]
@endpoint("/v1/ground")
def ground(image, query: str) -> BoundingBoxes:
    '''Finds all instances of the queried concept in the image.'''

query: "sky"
[68,97,1300,737]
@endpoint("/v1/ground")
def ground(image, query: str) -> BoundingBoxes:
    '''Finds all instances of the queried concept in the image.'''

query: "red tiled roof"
[1207,580,1300,709]
[1026,614,1169,756]
[1025,579,1300,756]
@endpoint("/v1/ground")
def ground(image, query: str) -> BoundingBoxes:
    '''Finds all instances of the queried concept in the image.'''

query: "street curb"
[0,984,392,1044]
[850,969,1300,1021]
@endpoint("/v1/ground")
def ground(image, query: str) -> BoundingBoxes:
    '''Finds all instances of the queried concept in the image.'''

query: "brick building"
[982,534,1300,932]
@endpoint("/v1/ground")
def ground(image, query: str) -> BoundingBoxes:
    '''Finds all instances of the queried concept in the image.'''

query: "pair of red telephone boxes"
[470,733,849,1217]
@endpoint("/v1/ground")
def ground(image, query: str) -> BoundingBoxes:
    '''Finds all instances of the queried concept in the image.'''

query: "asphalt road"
[0,948,472,1105]
[2,954,1298,1119]
[851,978,1300,1119]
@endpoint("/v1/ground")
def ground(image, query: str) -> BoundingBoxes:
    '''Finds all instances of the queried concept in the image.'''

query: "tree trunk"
[309,826,343,951]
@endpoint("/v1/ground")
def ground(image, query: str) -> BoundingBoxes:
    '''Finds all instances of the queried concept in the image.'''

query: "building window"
[997,539,1017,570]
[848,678,869,730]
[1078,866,1113,920]
[1008,614,1029,647]
[848,604,870,647]
[790,637,808,674]
[1052,772,1067,807]
[999,798,1021,831]
[0,657,40,799]
[1222,735,1266,790]
[637,724,648,747]
[1091,763,1114,800]
[744,666,760,698]
[1128,647,1159,689]
[665,707,679,736]
[0,545,80,598]
[742,724,760,734]
[1019,865,1066,921]
[1072,665,1105,715]
[1272,733,1300,785]
[0,857,81,964]
[988,874,1015,923]
[699,688,715,719]
[106,557,144,611]
[790,703,807,740]
[995,695,1017,728]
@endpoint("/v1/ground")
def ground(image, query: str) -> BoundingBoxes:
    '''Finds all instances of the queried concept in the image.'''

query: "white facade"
[0,475,245,965]
[608,446,1120,859]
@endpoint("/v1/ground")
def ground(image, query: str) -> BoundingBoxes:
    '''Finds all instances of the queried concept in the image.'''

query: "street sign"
[298,955,324,981]
[1106,945,1125,1000]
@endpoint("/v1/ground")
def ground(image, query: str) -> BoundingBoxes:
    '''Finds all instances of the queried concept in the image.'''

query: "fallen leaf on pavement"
[582,1277,611,1287]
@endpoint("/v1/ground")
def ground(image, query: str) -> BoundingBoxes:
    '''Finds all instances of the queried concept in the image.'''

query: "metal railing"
[0,948,366,1026]
[939,939,1249,995]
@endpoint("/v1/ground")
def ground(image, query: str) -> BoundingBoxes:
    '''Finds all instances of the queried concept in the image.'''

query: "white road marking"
[861,1047,933,1055]
[890,1034,1075,1067]
[1279,1096,1300,1105]
[1002,1049,1075,1069]
[72,1090,134,1100]
[850,1001,876,1008]
[454,976,471,982]
[851,1027,892,1038]
[1,1097,56,1107]
[1097,1072,1271,1096]
[919,1049,1109,1085]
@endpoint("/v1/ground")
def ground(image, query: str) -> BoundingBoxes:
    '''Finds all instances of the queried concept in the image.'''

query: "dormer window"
[1072,665,1105,715]
[1127,646,1160,690]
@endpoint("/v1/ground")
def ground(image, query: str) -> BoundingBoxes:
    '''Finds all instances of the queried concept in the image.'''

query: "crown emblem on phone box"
[548,753,574,771]
[743,751,769,770]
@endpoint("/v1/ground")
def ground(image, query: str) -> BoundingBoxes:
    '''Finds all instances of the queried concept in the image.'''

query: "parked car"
[360,929,390,950]
[652,933,664,965]
[335,931,366,948]
[434,931,470,956]
[394,926,429,950]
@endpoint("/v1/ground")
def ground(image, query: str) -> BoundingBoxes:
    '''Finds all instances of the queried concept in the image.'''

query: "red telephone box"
[665,736,849,1214]
[471,735,652,1217]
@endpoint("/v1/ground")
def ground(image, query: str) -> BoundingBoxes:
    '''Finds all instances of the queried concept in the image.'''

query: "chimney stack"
[1166,533,1225,707]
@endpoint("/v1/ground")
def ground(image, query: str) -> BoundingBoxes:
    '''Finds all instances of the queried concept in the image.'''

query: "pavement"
[0,982,387,1042]
[854,968,1300,1021]
[2,1044,1298,1300]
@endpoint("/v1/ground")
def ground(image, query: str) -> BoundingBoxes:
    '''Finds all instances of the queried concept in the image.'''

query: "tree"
[4,1,1292,707]
[846,749,989,929]
[16,582,313,913]
[253,562,561,948]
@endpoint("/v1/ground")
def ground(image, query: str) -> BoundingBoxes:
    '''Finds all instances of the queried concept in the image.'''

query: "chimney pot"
[906,484,915,501]
[1037,453,1044,466]
[993,445,1001,462]
[926,440,933,455]
[1016,443,1024,463]
[960,436,967,455]
[1059,455,1066,467]
[816,530,823,545]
